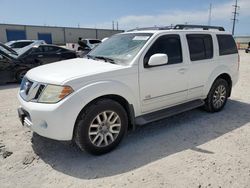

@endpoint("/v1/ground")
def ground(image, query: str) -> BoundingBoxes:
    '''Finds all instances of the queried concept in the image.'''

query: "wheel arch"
[73,94,136,140]
[203,63,234,98]
[215,73,232,97]
[205,72,232,98]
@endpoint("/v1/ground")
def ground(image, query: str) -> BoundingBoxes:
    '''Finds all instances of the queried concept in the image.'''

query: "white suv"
[18,25,239,155]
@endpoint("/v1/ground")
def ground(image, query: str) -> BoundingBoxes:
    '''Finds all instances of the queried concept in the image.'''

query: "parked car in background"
[0,43,76,84]
[0,43,35,84]
[5,40,46,51]
[19,44,77,66]
[0,42,19,56]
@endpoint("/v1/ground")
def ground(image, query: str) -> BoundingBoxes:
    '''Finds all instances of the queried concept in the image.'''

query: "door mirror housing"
[148,54,168,67]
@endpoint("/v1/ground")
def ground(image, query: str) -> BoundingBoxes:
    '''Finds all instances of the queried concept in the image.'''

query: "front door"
[139,34,189,113]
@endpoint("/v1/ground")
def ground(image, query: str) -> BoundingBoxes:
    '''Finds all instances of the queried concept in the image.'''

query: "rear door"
[59,48,76,60]
[38,46,61,64]
[186,34,216,100]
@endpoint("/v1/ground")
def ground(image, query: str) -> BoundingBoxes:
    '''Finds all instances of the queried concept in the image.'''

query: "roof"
[125,24,229,35]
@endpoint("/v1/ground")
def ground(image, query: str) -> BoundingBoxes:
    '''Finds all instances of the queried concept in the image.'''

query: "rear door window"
[42,46,61,53]
[187,34,213,61]
[32,47,43,53]
[216,35,238,55]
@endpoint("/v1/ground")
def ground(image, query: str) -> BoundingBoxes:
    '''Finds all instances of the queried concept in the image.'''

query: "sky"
[0,0,249,35]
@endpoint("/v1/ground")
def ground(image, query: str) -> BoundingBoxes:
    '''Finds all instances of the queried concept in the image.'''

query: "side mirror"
[148,54,168,66]
[0,55,3,60]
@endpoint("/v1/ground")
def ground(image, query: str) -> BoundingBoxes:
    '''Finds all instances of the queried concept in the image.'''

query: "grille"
[20,77,46,102]
[34,85,45,100]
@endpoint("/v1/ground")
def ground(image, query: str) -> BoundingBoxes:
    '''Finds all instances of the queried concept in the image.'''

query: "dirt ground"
[0,51,250,188]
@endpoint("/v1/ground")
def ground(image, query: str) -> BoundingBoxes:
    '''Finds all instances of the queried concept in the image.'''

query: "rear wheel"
[74,99,128,155]
[204,78,229,112]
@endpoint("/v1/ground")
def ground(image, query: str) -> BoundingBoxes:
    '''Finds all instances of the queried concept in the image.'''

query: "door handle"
[37,55,43,58]
[178,68,187,74]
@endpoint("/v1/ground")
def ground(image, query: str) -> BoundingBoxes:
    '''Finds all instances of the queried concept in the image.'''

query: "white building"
[0,23,123,45]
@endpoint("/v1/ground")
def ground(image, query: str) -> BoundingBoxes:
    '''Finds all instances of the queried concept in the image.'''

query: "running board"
[135,99,205,125]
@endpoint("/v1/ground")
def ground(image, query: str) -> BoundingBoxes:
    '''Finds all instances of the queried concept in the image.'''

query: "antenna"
[208,3,212,26]
[232,0,240,35]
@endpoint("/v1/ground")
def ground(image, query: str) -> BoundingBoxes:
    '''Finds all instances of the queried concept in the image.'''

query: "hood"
[26,58,125,85]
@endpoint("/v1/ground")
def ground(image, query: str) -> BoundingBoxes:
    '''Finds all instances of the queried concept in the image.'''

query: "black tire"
[74,99,128,155]
[204,78,230,112]
[16,69,28,83]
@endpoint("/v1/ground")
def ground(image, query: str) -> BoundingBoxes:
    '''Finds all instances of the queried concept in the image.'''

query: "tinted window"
[32,47,43,53]
[89,40,101,44]
[144,35,182,67]
[187,34,213,61]
[42,46,61,53]
[217,35,238,55]
[11,42,33,48]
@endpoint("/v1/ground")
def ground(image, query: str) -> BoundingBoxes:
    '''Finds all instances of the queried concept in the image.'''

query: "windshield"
[88,33,152,64]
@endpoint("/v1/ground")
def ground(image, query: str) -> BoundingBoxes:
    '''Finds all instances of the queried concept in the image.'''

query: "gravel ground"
[0,51,250,188]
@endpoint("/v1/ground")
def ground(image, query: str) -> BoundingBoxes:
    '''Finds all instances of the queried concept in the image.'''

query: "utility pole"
[232,0,240,36]
[208,3,212,26]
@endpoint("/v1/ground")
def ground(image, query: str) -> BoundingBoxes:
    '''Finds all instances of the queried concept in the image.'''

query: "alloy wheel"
[88,111,121,147]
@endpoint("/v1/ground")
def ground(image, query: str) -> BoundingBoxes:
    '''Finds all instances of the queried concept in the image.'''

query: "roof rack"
[127,26,174,32]
[127,24,225,32]
[174,24,225,31]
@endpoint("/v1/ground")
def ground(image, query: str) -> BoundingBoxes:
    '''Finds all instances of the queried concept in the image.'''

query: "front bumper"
[18,107,33,127]
[17,93,83,141]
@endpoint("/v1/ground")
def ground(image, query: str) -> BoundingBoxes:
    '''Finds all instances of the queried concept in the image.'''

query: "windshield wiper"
[86,54,95,60]
[87,55,115,64]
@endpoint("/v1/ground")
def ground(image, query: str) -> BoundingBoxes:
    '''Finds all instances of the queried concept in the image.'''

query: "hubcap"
[212,85,227,109]
[88,111,121,147]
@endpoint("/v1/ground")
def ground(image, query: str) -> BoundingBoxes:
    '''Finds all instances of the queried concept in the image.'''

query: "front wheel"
[16,69,28,83]
[74,99,128,155]
[204,78,229,112]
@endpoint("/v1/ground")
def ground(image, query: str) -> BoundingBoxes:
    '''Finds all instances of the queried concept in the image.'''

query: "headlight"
[38,85,74,103]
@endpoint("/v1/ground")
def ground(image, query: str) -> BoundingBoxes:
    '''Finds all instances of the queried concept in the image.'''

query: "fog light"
[39,121,48,129]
